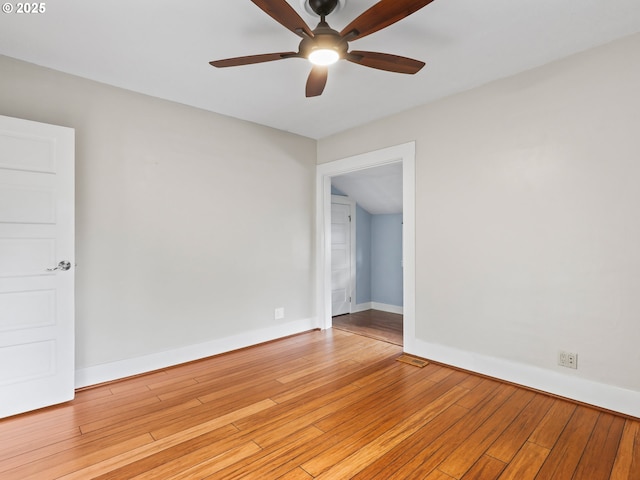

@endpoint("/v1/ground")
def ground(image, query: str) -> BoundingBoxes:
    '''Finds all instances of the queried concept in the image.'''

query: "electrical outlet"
[558,350,578,369]
[566,352,578,369]
[274,307,284,320]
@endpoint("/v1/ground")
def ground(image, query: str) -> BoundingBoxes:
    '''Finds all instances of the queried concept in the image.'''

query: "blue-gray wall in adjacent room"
[371,214,403,306]
[331,185,346,195]
[355,205,372,304]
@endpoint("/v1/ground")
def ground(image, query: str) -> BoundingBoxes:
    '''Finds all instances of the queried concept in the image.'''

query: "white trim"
[371,302,404,315]
[409,338,640,418]
[352,302,404,314]
[352,302,372,313]
[75,318,314,388]
[331,195,356,315]
[316,142,416,340]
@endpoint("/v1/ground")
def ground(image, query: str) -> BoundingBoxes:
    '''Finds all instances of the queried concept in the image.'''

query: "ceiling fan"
[210,0,436,97]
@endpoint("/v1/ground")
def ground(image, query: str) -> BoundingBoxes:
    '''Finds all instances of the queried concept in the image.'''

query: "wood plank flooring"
[0,329,638,479]
[332,309,403,345]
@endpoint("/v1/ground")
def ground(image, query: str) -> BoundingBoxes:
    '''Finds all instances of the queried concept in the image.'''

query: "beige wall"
[2,30,639,409]
[0,55,317,379]
[319,33,640,394]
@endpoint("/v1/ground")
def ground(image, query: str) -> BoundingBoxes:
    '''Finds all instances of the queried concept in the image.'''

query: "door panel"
[0,288,56,330]
[0,133,55,172]
[0,238,56,275]
[0,341,55,385]
[0,171,56,223]
[0,115,74,418]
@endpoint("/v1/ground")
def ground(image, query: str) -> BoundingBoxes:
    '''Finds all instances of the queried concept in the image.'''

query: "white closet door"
[0,115,75,418]
[331,200,352,316]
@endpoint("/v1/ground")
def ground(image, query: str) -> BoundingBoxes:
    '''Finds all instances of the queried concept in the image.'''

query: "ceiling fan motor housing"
[299,20,348,61]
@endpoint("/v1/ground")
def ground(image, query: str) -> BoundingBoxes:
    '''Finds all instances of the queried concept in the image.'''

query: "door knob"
[47,261,72,272]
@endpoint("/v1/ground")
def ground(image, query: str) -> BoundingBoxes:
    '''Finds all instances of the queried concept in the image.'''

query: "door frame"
[315,142,416,351]
[330,194,356,316]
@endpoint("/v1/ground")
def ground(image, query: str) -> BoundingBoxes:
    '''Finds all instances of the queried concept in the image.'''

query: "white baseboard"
[76,317,640,418]
[75,318,315,389]
[352,302,372,313]
[352,302,403,315]
[407,338,640,419]
[371,302,403,315]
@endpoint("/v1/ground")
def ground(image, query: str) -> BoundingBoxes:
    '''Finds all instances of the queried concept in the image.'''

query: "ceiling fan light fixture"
[308,48,340,66]
[210,0,433,97]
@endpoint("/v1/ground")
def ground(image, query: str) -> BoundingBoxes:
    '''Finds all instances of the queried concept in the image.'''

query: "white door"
[331,197,353,316]
[0,115,75,418]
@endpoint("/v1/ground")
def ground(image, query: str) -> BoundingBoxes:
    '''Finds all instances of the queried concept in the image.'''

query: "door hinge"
[348,215,351,222]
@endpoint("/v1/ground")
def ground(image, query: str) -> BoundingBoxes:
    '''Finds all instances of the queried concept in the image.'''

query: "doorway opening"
[330,163,404,345]
[316,142,416,352]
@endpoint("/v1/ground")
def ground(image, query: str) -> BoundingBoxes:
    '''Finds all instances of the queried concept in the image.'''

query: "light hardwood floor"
[0,329,638,479]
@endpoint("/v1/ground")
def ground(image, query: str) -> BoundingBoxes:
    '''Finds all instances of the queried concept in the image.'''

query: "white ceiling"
[1,0,639,139]
[333,162,403,214]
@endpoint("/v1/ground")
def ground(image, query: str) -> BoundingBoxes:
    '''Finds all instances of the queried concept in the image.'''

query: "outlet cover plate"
[558,350,578,369]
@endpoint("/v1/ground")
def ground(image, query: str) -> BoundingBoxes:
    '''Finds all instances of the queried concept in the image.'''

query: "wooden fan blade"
[306,66,328,97]
[347,51,425,74]
[210,52,298,68]
[340,0,435,41]
[251,0,313,38]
